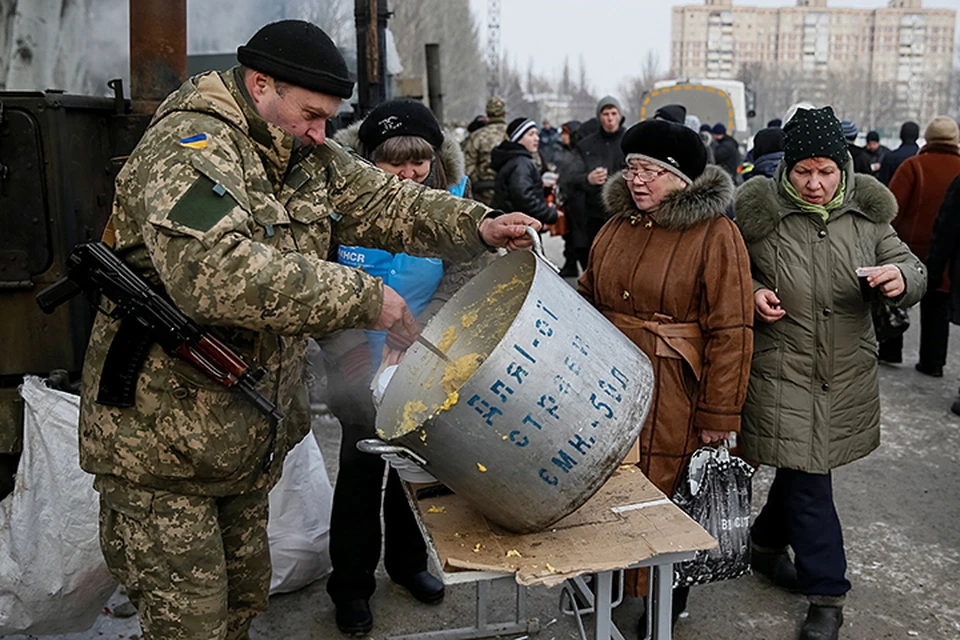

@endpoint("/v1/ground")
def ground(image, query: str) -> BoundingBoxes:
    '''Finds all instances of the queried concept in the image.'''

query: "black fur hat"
[621,120,708,184]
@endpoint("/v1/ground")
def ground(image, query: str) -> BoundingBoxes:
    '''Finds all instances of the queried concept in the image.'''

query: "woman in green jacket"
[734,106,925,640]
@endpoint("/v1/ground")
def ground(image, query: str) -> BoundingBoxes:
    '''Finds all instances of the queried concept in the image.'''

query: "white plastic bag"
[267,432,333,595]
[0,376,117,635]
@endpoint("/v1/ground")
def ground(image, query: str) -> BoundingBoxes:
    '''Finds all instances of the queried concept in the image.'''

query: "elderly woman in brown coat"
[578,119,754,633]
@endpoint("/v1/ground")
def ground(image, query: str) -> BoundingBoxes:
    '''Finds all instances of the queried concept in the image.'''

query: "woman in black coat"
[491,118,558,224]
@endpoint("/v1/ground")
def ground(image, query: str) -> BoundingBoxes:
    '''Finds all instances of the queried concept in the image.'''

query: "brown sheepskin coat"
[578,165,754,596]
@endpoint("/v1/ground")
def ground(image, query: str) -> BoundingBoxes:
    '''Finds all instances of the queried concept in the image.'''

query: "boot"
[751,546,800,592]
[335,598,373,636]
[799,604,842,640]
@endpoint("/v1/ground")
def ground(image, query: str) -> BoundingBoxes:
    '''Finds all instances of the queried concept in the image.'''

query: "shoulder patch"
[167,174,239,232]
[179,133,208,149]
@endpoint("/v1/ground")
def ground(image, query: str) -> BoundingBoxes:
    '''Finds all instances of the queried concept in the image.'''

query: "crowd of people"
[71,16,960,640]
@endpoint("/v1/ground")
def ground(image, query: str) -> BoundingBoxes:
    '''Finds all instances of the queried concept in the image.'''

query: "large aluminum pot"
[372,240,655,533]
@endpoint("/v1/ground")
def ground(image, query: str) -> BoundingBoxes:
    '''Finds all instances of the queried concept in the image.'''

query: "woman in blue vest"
[323,99,487,635]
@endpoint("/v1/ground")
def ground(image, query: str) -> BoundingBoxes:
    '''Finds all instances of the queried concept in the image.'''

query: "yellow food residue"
[419,428,428,443]
[506,549,522,558]
[439,391,459,412]
[460,311,478,329]
[441,353,483,395]
[476,462,487,472]
[401,400,428,433]
[473,543,482,553]
[427,505,446,514]
[437,325,457,353]
[545,563,557,573]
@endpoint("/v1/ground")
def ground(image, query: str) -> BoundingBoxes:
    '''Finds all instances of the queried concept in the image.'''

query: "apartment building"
[672,0,956,125]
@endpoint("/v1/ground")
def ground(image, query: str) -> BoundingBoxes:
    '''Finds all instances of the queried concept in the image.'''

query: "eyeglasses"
[623,167,668,183]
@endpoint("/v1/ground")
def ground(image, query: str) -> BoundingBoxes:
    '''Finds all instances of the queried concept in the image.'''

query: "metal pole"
[354,0,389,116]
[129,0,186,106]
[425,43,444,124]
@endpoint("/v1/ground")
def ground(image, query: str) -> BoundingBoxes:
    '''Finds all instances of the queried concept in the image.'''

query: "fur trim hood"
[735,157,897,243]
[333,119,465,189]
[601,164,734,230]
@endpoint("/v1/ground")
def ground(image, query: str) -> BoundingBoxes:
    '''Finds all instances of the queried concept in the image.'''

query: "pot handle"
[357,438,429,466]
[525,225,561,274]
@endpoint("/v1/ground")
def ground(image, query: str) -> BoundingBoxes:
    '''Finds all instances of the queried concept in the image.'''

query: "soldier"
[462,96,508,205]
[80,20,538,640]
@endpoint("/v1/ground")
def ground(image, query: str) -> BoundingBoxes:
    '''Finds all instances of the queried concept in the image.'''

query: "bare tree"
[1,0,94,91]
[389,0,485,124]
[619,50,666,120]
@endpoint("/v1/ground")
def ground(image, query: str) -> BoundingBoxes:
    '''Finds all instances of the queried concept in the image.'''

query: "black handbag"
[872,298,910,343]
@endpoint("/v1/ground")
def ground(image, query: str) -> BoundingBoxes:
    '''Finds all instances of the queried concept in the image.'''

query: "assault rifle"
[36,242,283,424]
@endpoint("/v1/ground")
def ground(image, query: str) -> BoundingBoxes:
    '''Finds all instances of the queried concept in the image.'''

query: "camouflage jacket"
[80,68,490,496]
[462,120,507,201]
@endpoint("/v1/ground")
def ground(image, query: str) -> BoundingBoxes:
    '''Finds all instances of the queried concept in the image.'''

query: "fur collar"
[919,142,960,157]
[734,158,898,243]
[601,164,733,230]
[333,119,465,189]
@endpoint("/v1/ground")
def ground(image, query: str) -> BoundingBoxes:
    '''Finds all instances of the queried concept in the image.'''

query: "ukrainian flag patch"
[179,133,208,149]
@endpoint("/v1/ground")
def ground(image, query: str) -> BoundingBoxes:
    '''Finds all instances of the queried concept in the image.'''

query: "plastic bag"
[0,376,117,635]
[672,445,755,588]
[267,432,333,595]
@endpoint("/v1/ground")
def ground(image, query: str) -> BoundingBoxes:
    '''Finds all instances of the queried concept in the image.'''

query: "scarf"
[781,171,846,221]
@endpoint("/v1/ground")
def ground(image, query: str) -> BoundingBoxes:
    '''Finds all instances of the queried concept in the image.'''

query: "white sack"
[267,432,333,595]
[0,376,117,635]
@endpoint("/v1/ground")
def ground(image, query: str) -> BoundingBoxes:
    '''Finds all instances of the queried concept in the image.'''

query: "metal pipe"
[129,0,187,105]
[425,43,443,124]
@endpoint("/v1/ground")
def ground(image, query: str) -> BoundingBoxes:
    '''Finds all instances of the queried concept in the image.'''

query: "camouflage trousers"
[96,475,271,640]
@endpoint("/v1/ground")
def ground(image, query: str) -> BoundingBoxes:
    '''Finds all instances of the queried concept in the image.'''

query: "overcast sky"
[466,0,960,99]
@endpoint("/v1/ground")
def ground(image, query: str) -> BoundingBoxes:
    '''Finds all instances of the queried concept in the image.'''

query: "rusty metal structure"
[354,0,389,117]
[0,0,186,495]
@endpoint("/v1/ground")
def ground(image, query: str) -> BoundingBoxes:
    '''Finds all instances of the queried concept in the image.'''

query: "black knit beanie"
[654,104,687,125]
[783,106,848,171]
[752,127,785,159]
[237,20,354,99]
[358,100,444,153]
[621,120,707,184]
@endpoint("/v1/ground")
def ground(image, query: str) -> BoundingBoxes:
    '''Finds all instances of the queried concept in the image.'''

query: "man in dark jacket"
[742,127,784,181]
[878,121,920,185]
[491,118,558,224]
[922,174,960,414]
[539,120,561,166]
[863,130,890,179]
[572,95,627,263]
[711,122,741,182]
[554,120,589,276]
[841,120,872,174]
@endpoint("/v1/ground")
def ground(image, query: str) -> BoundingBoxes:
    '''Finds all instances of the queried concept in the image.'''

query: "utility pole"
[486,0,501,97]
[354,0,390,117]
[425,44,444,124]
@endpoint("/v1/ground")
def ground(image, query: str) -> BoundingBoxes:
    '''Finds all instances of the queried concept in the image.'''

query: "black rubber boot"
[335,599,373,636]
[751,546,800,592]
[799,604,843,640]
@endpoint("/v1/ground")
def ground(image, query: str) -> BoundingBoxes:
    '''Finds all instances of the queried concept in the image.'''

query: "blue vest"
[337,177,468,368]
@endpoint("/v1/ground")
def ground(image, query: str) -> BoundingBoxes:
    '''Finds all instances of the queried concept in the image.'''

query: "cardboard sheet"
[412,465,717,588]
